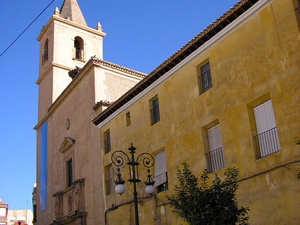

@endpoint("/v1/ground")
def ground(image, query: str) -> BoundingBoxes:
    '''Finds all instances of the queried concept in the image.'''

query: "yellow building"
[92,0,300,224]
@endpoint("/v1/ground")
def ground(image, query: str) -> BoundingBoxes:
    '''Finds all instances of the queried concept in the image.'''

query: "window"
[154,151,168,193]
[253,100,280,158]
[0,208,6,217]
[293,0,300,30]
[66,159,73,187]
[104,130,111,154]
[198,62,212,93]
[205,124,225,173]
[105,165,114,195]
[42,39,48,64]
[150,96,160,125]
[74,36,84,60]
[126,112,131,126]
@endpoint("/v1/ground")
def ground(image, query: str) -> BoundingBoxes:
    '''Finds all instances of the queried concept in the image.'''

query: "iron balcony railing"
[253,127,280,159]
[205,147,225,173]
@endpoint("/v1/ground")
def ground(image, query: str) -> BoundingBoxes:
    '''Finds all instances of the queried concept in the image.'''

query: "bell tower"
[36,0,106,121]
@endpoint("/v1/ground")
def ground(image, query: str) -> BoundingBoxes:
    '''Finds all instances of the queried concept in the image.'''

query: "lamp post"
[111,143,155,225]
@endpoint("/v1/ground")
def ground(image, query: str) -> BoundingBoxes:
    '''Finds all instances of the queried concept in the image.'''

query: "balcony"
[253,127,280,159]
[52,179,86,225]
[205,147,225,173]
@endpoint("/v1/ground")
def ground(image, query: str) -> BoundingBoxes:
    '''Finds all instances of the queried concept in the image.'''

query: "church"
[34,0,145,224]
[35,0,300,224]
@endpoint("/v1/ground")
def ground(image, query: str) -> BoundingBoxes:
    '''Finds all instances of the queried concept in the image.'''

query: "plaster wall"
[37,71,53,121]
[36,68,103,225]
[94,68,141,103]
[99,0,300,224]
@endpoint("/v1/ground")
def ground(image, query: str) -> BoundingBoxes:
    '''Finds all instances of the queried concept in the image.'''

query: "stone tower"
[36,0,106,121]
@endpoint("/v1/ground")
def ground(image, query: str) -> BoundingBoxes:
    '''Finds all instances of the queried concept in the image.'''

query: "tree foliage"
[168,163,249,225]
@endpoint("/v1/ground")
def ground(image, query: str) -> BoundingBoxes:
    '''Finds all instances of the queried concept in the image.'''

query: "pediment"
[59,137,75,153]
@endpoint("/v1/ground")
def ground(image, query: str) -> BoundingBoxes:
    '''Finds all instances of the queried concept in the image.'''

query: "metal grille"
[200,62,212,93]
[150,97,160,125]
[104,131,111,154]
[253,127,280,159]
[205,147,225,173]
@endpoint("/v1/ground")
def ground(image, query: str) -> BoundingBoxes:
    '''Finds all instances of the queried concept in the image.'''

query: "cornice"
[37,15,106,41]
[36,62,73,84]
[93,59,147,79]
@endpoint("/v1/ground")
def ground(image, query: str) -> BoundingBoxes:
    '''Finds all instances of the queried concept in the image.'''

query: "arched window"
[74,36,84,60]
[42,39,48,64]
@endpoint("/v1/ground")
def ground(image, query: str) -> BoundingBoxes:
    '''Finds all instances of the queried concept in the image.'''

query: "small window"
[126,112,131,126]
[198,62,212,94]
[42,39,48,64]
[253,100,280,158]
[105,165,114,195]
[66,159,73,187]
[154,151,168,193]
[104,130,111,154]
[293,0,300,30]
[74,36,84,60]
[150,96,160,125]
[205,124,225,173]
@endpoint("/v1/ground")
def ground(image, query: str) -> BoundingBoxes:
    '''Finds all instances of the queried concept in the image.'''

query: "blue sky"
[0,0,238,210]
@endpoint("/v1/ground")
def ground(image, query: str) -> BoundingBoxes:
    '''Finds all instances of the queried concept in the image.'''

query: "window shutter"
[154,151,167,187]
[254,100,277,134]
[207,125,223,152]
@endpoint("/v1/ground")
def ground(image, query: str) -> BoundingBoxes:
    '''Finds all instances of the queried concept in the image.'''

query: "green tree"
[168,163,249,225]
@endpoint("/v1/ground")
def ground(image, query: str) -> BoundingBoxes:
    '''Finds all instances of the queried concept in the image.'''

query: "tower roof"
[60,0,87,26]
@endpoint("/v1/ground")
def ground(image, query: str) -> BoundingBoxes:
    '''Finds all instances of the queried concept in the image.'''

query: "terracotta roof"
[93,58,147,78]
[92,0,259,126]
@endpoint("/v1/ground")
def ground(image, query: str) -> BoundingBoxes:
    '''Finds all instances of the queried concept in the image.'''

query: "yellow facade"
[95,0,300,224]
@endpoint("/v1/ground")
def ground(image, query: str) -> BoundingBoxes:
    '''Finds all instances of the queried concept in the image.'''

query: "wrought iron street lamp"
[111,143,155,225]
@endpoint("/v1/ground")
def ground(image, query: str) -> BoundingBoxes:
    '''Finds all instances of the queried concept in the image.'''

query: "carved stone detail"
[68,194,73,215]
[52,179,85,224]
[53,192,63,221]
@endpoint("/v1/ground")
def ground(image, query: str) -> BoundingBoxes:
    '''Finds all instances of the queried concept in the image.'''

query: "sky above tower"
[0,0,239,210]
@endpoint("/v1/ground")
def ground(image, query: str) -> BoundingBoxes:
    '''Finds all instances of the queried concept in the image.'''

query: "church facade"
[35,0,300,224]
[34,0,145,224]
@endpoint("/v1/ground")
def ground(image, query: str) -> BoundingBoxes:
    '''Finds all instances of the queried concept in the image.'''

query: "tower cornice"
[37,15,106,41]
